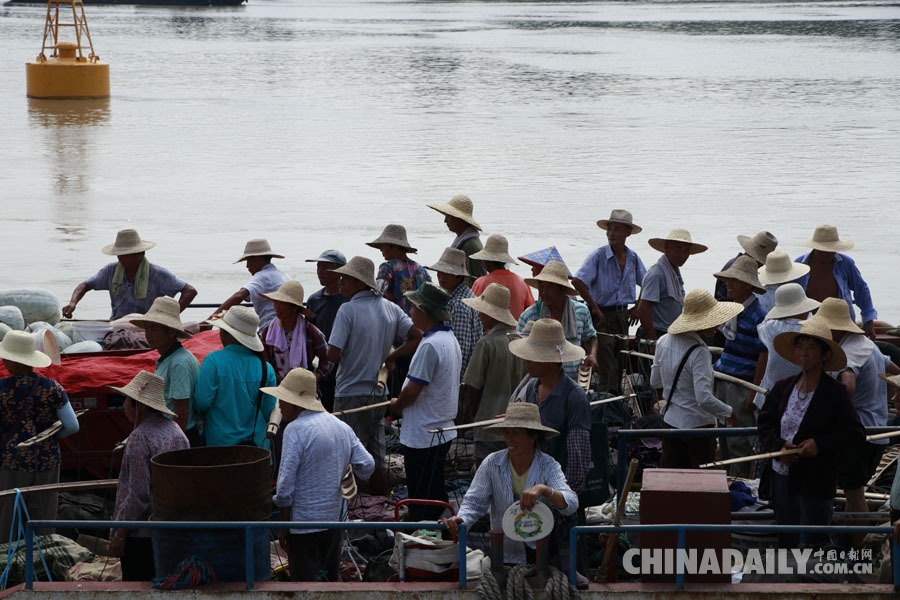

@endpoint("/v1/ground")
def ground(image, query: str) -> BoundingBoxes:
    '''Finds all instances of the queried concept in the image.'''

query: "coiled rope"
[477,563,579,600]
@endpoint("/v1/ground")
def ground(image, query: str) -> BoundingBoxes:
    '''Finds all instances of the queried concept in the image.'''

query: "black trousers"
[122,536,155,581]
[287,530,340,581]
[402,441,451,521]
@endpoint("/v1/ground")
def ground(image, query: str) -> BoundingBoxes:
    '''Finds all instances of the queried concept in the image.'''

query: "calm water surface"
[1,0,899,320]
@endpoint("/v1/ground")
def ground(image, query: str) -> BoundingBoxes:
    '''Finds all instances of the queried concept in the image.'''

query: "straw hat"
[427,247,470,278]
[524,261,577,295]
[404,282,452,322]
[737,231,778,265]
[758,250,810,286]
[879,373,900,390]
[132,296,192,339]
[109,370,175,416]
[426,194,482,231]
[334,256,378,291]
[773,319,847,372]
[509,318,585,363]
[366,224,417,254]
[260,281,315,318]
[102,229,156,256]
[260,368,325,412]
[800,225,854,253]
[596,209,642,235]
[802,297,864,334]
[648,229,708,254]
[462,283,517,328]
[32,330,61,366]
[0,330,51,369]
[667,289,744,335]
[470,234,518,265]
[713,255,765,294]
[205,305,264,352]
[234,239,285,263]
[765,283,820,321]
[484,402,558,438]
[304,249,347,266]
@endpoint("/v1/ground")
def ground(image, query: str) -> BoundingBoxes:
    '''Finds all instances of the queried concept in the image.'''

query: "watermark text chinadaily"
[623,548,873,576]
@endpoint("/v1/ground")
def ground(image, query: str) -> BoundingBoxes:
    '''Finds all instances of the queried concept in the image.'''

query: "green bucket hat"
[404,282,452,322]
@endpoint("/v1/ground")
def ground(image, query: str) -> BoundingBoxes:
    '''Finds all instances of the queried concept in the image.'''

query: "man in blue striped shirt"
[712,255,767,478]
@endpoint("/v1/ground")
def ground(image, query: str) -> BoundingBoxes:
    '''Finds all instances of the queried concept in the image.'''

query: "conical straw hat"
[714,255,765,294]
[773,319,847,372]
[132,296,192,339]
[667,289,744,335]
[470,234,517,264]
[648,229,707,254]
[205,305,264,352]
[427,247,470,277]
[102,229,156,256]
[484,402,559,438]
[801,297,863,334]
[524,261,576,295]
[737,231,778,265]
[260,280,315,318]
[0,330,51,369]
[799,225,854,253]
[764,283,819,321]
[366,224,418,253]
[426,194,482,231]
[758,251,809,287]
[462,283,517,328]
[334,256,378,291]
[596,209,642,235]
[260,368,325,412]
[234,239,285,263]
[509,318,585,363]
[109,370,175,416]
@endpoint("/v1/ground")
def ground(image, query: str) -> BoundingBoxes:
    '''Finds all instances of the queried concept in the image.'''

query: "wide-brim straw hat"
[765,283,820,321]
[470,234,517,265]
[667,289,744,335]
[648,229,708,255]
[102,229,156,256]
[524,261,577,295]
[260,280,315,318]
[714,255,765,294]
[426,194,482,231]
[234,239,285,263]
[462,283,517,328]
[260,368,325,412]
[758,250,810,286]
[334,256,378,291]
[799,225,854,253]
[484,402,558,439]
[205,305,264,352]
[773,319,847,372]
[404,282,452,322]
[132,296,192,339]
[366,224,417,253]
[32,330,61,366]
[596,209,642,235]
[109,370,175,416]
[509,318,585,363]
[737,231,778,264]
[801,297,864,334]
[0,330,51,369]
[427,247,470,278]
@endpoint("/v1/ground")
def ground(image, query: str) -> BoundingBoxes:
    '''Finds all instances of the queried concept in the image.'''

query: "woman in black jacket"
[758,319,864,548]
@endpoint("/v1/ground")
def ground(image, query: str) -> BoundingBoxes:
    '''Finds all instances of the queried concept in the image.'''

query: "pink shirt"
[472,269,535,320]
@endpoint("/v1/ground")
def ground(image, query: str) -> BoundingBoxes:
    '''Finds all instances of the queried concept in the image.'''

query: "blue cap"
[305,249,347,266]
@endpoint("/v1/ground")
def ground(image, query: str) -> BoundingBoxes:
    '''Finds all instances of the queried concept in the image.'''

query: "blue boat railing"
[569,523,900,589]
[23,519,466,590]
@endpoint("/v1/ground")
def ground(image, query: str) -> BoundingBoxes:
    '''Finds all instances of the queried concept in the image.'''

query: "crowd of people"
[3,194,900,583]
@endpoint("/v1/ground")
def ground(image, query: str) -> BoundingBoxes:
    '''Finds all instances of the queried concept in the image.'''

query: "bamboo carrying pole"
[331,399,392,417]
[16,410,88,448]
[700,430,900,468]
[427,394,636,434]
[0,479,118,498]
[620,350,767,394]
[595,458,639,583]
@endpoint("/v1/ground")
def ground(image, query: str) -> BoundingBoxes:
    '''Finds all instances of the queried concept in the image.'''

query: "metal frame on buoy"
[26,0,110,98]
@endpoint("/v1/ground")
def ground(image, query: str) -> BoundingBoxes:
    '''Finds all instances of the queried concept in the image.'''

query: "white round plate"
[501,500,554,542]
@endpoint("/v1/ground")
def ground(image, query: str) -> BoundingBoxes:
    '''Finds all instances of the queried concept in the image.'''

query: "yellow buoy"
[26,0,109,99]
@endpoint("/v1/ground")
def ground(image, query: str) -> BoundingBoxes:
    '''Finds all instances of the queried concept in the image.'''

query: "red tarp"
[0,330,223,395]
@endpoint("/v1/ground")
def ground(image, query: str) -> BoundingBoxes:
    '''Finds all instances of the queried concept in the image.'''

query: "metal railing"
[24,519,467,590]
[568,523,900,589]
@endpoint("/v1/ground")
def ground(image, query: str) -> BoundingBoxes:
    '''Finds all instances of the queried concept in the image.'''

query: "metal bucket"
[150,446,273,582]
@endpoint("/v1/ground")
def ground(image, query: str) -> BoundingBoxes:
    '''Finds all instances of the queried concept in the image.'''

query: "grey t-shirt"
[86,262,185,320]
[640,263,684,333]
[244,263,289,330]
[330,291,413,397]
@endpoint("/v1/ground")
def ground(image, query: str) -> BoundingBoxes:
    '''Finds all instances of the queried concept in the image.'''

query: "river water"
[1,0,899,321]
